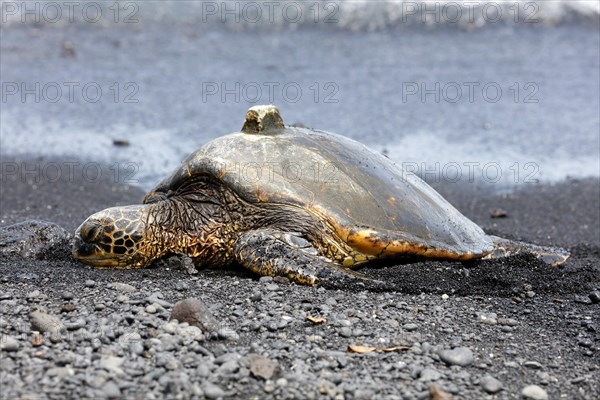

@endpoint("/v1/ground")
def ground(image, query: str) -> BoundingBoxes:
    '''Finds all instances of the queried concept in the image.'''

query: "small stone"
[202,382,225,399]
[110,282,137,292]
[250,292,262,302]
[498,318,518,326]
[339,327,352,338]
[439,347,474,367]
[574,295,592,305]
[521,384,548,400]
[171,298,218,332]
[145,305,157,314]
[524,361,543,369]
[101,380,121,399]
[64,319,86,331]
[480,375,503,393]
[116,295,129,303]
[265,284,280,292]
[403,323,418,332]
[146,292,173,308]
[526,291,536,298]
[441,294,449,300]
[570,375,587,384]
[273,276,290,284]
[61,291,74,300]
[129,341,144,356]
[354,389,375,399]
[0,336,19,352]
[264,382,275,393]
[577,339,592,348]
[85,280,96,287]
[30,311,64,335]
[249,354,280,380]
[61,304,77,313]
[276,378,288,387]
[479,313,497,325]
[419,368,442,381]
[176,280,189,291]
[98,356,124,375]
[589,291,600,304]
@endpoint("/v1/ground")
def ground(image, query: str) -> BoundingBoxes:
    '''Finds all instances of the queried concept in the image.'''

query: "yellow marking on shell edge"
[380,240,478,260]
[346,229,387,256]
[342,257,354,267]
[354,254,367,263]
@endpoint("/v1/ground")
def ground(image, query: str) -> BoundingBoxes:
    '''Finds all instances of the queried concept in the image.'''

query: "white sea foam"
[381,131,600,188]
[1,0,598,30]
[0,114,190,189]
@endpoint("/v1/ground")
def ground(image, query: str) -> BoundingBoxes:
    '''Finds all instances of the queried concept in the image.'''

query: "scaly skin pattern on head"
[72,173,364,272]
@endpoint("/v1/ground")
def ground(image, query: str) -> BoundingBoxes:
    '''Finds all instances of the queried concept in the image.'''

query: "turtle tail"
[484,235,570,266]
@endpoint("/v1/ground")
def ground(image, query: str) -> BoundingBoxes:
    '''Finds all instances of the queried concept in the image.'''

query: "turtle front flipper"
[233,229,386,287]
[485,235,570,266]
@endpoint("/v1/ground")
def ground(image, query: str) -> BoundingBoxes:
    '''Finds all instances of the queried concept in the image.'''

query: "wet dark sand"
[1,157,598,399]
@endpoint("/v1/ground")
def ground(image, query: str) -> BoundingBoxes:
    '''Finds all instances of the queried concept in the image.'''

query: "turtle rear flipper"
[485,235,570,266]
[234,228,388,288]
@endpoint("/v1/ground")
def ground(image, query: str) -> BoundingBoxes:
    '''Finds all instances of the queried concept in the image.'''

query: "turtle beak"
[72,219,119,267]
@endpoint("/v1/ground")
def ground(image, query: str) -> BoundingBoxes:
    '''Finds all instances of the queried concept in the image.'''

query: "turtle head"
[72,205,153,268]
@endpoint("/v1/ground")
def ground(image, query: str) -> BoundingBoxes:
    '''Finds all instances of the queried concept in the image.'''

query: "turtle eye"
[81,221,104,243]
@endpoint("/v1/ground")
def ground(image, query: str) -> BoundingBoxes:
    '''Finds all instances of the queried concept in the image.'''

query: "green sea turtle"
[72,105,569,285]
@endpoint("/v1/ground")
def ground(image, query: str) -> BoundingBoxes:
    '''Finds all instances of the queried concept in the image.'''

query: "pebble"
[202,382,225,399]
[61,291,74,300]
[64,319,86,331]
[439,347,474,367]
[480,375,503,393]
[339,327,352,337]
[589,291,600,304]
[101,380,121,399]
[570,375,588,384]
[521,384,548,400]
[524,361,543,369]
[29,311,64,334]
[0,336,19,352]
[266,284,280,292]
[574,295,592,305]
[170,298,218,332]
[419,368,442,381]
[249,354,279,380]
[98,356,124,375]
[145,305,157,314]
[403,323,418,331]
[115,295,129,303]
[129,341,145,356]
[276,378,288,387]
[110,282,137,292]
[85,279,96,288]
[498,318,518,326]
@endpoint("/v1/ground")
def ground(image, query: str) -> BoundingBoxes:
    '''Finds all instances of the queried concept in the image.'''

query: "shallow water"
[1,1,599,190]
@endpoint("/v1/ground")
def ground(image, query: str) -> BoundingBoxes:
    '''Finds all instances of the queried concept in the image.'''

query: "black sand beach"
[1,156,598,399]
